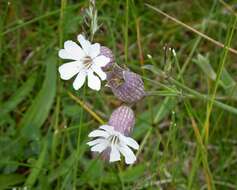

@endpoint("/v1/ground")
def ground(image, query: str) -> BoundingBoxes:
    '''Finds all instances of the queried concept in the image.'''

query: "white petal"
[93,55,110,67]
[109,145,121,162]
[91,64,107,80]
[59,40,85,60]
[87,70,101,91]
[58,49,69,59]
[120,135,139,150]
[88,129,109,138]
[72,70,86,90]
[88,43,100,58]
[99,125,115,134]
[77,34,91,54]
[58,61,82,80]
[87,138,107,146]
[91,142,108,153]
[119,145,137,165]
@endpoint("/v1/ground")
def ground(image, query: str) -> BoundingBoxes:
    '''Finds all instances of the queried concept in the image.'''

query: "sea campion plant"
[58,0,145,165]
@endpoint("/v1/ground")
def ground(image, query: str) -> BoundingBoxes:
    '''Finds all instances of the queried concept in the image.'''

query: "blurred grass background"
[0,0,237,189]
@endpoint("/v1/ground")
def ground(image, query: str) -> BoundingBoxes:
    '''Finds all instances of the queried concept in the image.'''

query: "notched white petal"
[93,55,110,67]
[59,40,85,60]
[72,70,86,90]
[58,61,82,80]
[92,65,107,81]
[120,135,139,150]
[88,129,109,138]
[109,145,121,162]
[58,49,68,59]
[65,40,85,59]
[119,145,137,164]
[91,142,108,153]
[89,43,100,58]
[87,70,101,91]
[77,34,91,53]
[99,125,114,134]
[87,138,106,146]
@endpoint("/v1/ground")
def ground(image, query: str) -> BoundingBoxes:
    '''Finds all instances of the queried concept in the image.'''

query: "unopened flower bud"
[108,105,135,136]
[107,69,145,103]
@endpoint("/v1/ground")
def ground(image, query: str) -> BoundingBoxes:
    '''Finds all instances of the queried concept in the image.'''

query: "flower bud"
[107,69,145,103]
[108,105,135,136]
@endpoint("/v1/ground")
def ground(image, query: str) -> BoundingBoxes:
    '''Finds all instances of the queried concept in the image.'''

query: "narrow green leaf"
[49,145,87,183]
[193,54,237,97]
[144,64,237,114]
[153,97,177,124]
[221,68,237,95]
[101,164,146,184]
[49,153,76,182]
[24,140,48,188]
[0,174,25,189]
[19,55,56,139]
[193,54,216,80]
[0,73,36,116]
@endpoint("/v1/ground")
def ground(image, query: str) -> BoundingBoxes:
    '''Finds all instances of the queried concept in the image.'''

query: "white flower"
[87,125,139,164]
[58,34,110,91]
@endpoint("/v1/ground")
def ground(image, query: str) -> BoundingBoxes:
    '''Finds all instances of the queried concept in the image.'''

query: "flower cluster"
[58,34,145,164]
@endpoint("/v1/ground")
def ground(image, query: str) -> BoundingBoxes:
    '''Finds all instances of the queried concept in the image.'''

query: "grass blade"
[19,55,56,138]
[0,73,36,116]
[24,140,48,188]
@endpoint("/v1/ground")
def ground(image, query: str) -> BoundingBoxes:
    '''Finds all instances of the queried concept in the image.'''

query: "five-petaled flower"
[87,125,139,164]
[58,34,110,91]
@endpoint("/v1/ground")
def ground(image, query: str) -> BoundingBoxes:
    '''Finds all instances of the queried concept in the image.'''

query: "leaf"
[49,145,87,183]
[78,158,104,185]
[0,174,25,189]
[193,54,237,98]
[121,164,146,181]
[101,164,146,184]
[153,97,177,124]
[134,97,177,139]
[24,140,48,188]
[193,54,216,80]
[142,64,165,77]
[64,11,82,34]
[19,55,56,139]
[221,68,237,94]
[0,73,36,116]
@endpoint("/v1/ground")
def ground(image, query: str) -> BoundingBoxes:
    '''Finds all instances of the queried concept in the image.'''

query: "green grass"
[1,0,237,189]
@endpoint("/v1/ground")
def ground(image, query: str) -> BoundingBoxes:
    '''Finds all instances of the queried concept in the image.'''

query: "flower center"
[82,56,93,69]
[107,135,120,145]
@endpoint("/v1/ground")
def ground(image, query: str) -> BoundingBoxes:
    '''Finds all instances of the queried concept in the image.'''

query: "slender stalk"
[73,87,85,190]
[136,18,144,68]
[145,4,237,55]
[169,78,237,115]
[144,77,237,115]
[124,0,129,65]
[186,105,215,190]
[68,92,105,124]
[203,16,237,143]
[173,44,215,190]
[117,164,125,190]
[54,0,66,188]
